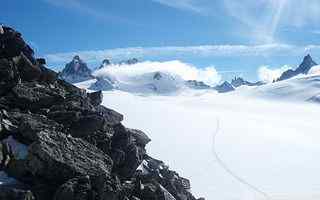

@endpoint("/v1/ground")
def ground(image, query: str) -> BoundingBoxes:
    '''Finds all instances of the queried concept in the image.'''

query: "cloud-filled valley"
[93,60,221,86]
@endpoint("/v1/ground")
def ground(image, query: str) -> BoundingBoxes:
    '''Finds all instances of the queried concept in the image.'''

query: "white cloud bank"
[258,65,291,83]
[93,60,221,86]
[308,65,320,76]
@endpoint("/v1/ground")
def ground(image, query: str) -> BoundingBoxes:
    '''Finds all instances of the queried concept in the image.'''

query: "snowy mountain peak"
[277,54,318,81]
[153,72,162,80]
[72,55,81,62]
[214,81,235,93]
[102,58,111,65]
[59,55,93,83]
[297,54,317,74]
[99,59,111,69]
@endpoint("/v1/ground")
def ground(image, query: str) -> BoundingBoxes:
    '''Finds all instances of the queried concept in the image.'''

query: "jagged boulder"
[15,53,41,82]
[25,131,113,185]
[87,91,103,107]
[54,174,122,200]
[95,105,123,126]
[126,128,151,147]
[38,65,58,84]
[138,182,176,200]
[90,174,122,200]
[135,156,198,200]
[0,25,36,65]
[8,83,65,111]
[0,110,18,140]
[12,112,64,145]
[0,59,20,96]
[53,176,93,200]
[111,124,146,179]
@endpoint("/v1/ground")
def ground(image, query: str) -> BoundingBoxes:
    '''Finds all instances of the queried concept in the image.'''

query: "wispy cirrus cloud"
[223,0,320,44]
[41,0,135,25]
[151,0,206,13]
[44,43,320,65]
[150,0,320,44]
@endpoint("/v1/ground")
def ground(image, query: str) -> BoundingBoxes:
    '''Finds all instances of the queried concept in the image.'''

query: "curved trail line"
[212,118,271,200]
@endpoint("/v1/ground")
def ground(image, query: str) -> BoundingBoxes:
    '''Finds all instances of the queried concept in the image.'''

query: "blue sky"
[2,0,320,81]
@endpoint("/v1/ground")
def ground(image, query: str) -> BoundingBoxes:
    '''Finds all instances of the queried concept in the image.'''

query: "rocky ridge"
[0,27,202,200]
[277,54,317,81]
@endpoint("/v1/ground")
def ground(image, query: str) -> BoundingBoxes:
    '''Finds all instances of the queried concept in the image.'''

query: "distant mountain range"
[99,58,139,69]
[59,54,319,95]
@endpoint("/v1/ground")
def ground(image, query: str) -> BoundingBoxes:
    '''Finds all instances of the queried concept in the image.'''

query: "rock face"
[277,54,317,81]
[231,77,264,88]
[214,81,235,93]
[0,27,203,200]
[59,55,93,83]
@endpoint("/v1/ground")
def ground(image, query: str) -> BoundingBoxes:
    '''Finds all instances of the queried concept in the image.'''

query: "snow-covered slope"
[238,74,320,103]
[77,74,320,200]
[97,90,320,200]
[75,61,320,200]
[85,60,223,94]
[78,73,214,94]
[114,71,185,94]
[79,71,187,94]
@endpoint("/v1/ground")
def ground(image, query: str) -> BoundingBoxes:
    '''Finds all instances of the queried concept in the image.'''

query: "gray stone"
[25,131,113,185]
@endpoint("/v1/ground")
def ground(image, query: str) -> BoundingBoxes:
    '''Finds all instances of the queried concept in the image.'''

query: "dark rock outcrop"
[25,131,113,184]
[277,54,317,81]
[87,91,103,107]
[0,26,202,200]
[59,55,93,83]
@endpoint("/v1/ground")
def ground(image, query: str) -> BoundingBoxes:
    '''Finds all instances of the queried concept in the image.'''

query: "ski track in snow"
[212,118,271,200]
